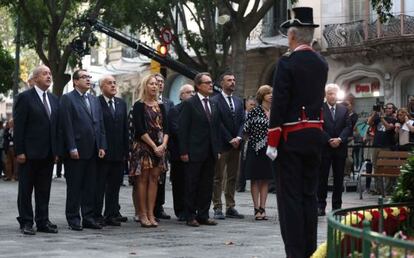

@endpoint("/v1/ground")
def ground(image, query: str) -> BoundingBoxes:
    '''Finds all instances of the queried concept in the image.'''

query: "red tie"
[202,98,211,120]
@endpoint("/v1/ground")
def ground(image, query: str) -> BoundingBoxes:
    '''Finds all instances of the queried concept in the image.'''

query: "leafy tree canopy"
[0,43,14,94]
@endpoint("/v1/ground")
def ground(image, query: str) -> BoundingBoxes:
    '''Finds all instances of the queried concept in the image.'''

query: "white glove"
[266,146,278,161]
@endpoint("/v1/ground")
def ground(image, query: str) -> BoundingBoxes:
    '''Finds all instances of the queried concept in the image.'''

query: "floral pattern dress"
[129,104,167,176]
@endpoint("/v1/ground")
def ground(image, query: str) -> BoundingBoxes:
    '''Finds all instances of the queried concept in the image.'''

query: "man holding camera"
[367,102,397,192]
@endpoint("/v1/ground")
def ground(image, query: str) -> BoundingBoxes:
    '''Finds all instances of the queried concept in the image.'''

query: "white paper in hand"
[266,146,278,161]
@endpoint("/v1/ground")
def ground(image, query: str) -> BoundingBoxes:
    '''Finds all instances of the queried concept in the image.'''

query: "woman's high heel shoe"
[254,208,263,220]
[148,216,158,227]
[259,207,268,220]
[139,216,152,228]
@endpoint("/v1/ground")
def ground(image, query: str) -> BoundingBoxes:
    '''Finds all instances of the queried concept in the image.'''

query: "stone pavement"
[0,175,378,258]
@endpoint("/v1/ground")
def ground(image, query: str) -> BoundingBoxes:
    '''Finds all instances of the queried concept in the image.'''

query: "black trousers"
[275,129,322,258]
[17,157,54,227]
[154,172,166,214]
[170,160,186,218]
[185,155,215,221]
[318,154,346,210]
[64,158,97,225]
[95,160,124,219]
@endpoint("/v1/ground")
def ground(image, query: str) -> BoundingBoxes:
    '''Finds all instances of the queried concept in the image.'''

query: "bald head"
[179,84,195,101]
[100,75,117,98]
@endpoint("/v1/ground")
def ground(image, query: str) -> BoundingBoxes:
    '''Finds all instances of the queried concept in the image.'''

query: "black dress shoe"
[318,209,326,216]
[95,217,106,227]
[82,221,102,229]
[46,220,58,229]
[186,219,200,227]
[21,225,36,235]
[105,218,121,226]
[115,215,128,223]
[155,211,171,220]
[37,225,58,233]
[197,218,217,226]
[68,224,83,231]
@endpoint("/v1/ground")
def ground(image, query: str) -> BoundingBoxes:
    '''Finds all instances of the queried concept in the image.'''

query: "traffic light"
[158,44,168,56]
[150,44,168,73]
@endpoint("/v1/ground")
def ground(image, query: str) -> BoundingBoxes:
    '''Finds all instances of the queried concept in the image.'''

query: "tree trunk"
[52,69,70,96]
[231,31,247,97]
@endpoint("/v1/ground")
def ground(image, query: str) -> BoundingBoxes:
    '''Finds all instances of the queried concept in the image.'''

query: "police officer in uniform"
[266,7,329,258]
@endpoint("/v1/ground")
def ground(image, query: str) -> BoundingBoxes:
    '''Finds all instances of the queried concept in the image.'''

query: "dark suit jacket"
[98,96,128,161]
[178,95,220,162]
[167,103,184,161]
[322,102,352,157]
[13,87,59,159]
[161,97,174,116]
[59,90,107,159]
[211,93,244,152]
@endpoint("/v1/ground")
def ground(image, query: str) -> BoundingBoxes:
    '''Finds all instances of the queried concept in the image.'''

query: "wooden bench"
[358,150,409,199]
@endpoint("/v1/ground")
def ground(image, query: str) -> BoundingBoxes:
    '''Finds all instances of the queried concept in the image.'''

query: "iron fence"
[327,199,414,257]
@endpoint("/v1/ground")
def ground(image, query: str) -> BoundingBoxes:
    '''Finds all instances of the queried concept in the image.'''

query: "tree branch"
[244,0,275,35]
[237,0,250,19]
[176,3,206,67]
[19,0,49,65]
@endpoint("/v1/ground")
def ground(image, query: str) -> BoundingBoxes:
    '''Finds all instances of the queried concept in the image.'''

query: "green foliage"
[371,0,393,23]
[0,43,14,94]
[392,153,414,202]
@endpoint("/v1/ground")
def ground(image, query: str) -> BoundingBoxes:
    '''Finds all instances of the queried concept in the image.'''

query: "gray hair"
[325,83,340,93]
[288,27,315,45]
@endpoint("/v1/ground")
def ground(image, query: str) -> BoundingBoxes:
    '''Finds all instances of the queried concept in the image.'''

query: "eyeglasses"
[200,81,213,85]
[79,75,92,79]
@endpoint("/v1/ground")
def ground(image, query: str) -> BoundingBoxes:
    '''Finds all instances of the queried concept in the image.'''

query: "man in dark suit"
[14,65,59,235]
[154,73,174,220]
[317,83,352,216]
[168,84,195,221]
[266,7,329,257]
[179,72,220,227]
[59,69,107,231]
[94,75,129,227]
[211,72,245,220]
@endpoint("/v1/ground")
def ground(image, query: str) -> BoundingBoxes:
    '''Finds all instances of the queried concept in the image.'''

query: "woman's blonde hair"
[137,74,158,102]
[397,107,411,120]
[256,85,272,104]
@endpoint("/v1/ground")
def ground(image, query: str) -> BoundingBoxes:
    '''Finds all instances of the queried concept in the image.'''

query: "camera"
[372,98,384,112]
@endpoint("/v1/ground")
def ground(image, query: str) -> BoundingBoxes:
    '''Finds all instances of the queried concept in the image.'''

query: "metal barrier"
[326,198,414,257]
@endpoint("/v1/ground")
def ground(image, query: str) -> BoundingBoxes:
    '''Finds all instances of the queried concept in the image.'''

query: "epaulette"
[282,50,292,57]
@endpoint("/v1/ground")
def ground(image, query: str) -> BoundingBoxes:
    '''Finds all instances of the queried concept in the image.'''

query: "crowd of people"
[2,6,414,258]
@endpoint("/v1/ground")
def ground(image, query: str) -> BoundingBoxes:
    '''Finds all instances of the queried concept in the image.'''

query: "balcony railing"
[323,15,414,49]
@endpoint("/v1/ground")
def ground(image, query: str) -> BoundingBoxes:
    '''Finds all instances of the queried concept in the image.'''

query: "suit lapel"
[30,88,50,120]
[194,96,210,122]
[75,91,93,120]
[48,92,58,122]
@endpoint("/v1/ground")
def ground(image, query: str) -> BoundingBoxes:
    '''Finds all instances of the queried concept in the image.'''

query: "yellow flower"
[311,242,327,258]
[391,207,400,217]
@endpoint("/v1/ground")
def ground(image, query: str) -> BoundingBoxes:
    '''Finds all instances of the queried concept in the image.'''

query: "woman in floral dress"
[130,74,169,227]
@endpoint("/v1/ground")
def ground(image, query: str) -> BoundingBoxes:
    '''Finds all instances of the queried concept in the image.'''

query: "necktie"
[227,96,234,114]
[108,99,115,117]
[42,92,51,118]
[83,94,91,114]
[330,106,335,120]
[202,98,211,120]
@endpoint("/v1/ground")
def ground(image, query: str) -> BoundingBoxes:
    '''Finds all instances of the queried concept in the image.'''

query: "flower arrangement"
[311,206,411,258]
